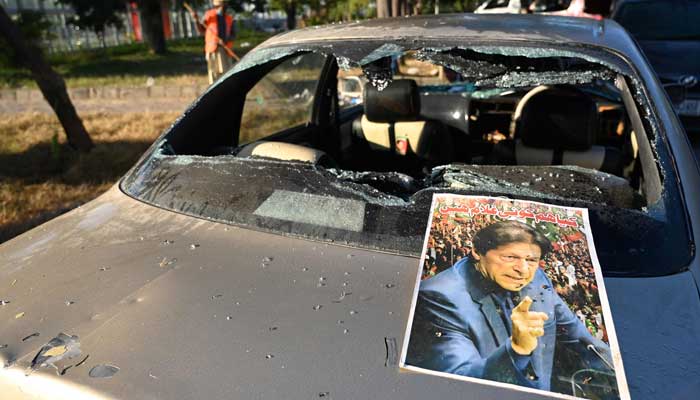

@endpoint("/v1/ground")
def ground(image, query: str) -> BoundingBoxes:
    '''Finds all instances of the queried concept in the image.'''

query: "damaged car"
[1,14,699,400]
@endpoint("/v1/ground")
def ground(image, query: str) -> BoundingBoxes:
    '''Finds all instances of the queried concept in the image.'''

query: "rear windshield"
[122,40,692,277]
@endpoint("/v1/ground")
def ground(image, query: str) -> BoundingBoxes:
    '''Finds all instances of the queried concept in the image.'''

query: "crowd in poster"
[400,194,629,400]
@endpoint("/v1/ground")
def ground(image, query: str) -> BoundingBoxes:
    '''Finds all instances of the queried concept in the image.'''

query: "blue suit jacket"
[406,257,611,391]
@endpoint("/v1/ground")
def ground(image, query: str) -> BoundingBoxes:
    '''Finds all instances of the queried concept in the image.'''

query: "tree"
[269,0,300,30]
[285,0,297,30]
[56,1,124,49]
[133,0,167,54]
[324,0,374,21]
[0,9,52,68]
[377,0,391,17]
[376,0,414,17]
[0,6,93,152]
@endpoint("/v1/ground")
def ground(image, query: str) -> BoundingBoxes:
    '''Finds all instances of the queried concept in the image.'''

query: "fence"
[1,0,285,53]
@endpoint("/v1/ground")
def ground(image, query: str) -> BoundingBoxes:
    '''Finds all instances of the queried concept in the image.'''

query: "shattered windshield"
[122,39,691,277]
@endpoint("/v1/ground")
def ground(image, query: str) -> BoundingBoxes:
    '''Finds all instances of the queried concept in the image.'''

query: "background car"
[475,0,527,13]
[475,0,610,17]
[611,0,700,135]
[1,14,699,400]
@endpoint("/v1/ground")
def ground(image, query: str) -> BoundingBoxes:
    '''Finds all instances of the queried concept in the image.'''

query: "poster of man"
[400,194,629,400]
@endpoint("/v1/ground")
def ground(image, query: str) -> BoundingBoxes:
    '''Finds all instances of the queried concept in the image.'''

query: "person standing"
[566,263,577,287]
[190,0,235,84]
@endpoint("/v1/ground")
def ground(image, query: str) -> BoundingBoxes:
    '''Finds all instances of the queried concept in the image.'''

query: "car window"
[485,0,511,9]
[616,0,700,41]
[239,52,327,144]
[338,70,365,109]
[122,42,692,278]
[530,0,572,11]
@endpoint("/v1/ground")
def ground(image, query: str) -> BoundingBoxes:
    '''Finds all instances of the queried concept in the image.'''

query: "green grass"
[0,30,272,89]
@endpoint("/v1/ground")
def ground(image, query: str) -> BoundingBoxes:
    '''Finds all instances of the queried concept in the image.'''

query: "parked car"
[475,0,608,17]
[1,14,699,400]
[475,0,527,13]
[611,0,700,135]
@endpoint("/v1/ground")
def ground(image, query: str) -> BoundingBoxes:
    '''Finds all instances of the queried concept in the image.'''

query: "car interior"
[161,50,660,212]
[202,52,643,206]
[137,48,692,274]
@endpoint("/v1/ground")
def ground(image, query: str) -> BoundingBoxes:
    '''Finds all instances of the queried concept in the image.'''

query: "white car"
[475,0,525,13]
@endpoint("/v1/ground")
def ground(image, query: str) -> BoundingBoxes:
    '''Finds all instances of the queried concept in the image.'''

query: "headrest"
[517,87,597,152]
[237,141,329,164]
[364,79,420,123]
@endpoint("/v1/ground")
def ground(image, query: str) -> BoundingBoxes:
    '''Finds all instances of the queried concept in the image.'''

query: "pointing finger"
[513,296,533,313]
[524,312,549,321]
[529,327,545,337]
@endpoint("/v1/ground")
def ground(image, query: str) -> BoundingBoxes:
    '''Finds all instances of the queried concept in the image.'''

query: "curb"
[0,84,209,103]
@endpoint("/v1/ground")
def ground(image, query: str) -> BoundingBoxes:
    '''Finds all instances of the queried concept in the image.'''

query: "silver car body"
[2,14,700,400]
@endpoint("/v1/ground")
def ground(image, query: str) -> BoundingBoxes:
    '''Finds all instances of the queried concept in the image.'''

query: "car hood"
[1,187,700,400]
[637,40,700,84]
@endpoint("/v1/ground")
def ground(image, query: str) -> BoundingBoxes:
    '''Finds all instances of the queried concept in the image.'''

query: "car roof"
[260,14,642,61]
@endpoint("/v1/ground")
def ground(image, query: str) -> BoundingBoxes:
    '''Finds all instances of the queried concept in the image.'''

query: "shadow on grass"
[0,140,153,184]
[0,140,154,243]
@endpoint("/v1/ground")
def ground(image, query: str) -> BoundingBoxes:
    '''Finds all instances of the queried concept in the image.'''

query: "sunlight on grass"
[0,112,179,242]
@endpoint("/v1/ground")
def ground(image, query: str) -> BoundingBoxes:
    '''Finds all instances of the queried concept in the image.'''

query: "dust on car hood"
[0,187,419,400]
[2,187,700,400]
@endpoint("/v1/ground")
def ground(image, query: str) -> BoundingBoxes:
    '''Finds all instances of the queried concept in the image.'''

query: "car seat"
[236,141,336,167]
[350,79,453,163]
[493,86,623,175]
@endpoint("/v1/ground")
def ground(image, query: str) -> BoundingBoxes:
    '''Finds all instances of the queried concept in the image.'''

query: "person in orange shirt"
[192,0,235,84]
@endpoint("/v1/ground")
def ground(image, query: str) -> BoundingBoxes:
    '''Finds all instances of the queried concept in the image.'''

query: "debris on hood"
[22,332,40,342]
[60,354,90,376]
[88,364,120,378]
[28,333,81,375]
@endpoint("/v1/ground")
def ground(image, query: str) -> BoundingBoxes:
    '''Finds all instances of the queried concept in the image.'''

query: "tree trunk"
[0,5,93,152]
[285,1,296,30]
[99,31,107,49]
[136,0,166,54]
[391,0,399,16]
[377,0,391,18]
[391,0,407,16]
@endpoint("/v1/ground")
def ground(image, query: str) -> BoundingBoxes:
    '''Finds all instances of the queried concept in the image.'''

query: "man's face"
[473,242,541,291]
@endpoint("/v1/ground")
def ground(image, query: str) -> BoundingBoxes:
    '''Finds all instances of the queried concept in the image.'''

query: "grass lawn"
[0,30,272,89]
[0,30,274,242]
[0,112,179,243]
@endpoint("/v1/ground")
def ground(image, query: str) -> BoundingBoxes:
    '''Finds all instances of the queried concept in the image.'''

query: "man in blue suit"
[405,220,612,392]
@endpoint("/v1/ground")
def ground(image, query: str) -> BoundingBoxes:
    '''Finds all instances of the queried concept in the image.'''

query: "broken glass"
[121,38,692,278]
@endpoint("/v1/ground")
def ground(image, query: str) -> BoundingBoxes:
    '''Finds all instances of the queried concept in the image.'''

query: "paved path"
[0,85,203,114]
[0,97,194,114]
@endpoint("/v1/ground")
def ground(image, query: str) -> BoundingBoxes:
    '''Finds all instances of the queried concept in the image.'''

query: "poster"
[400,194,629,400]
